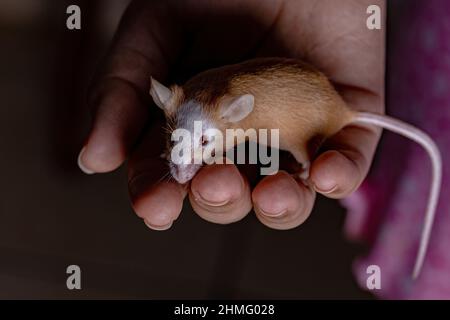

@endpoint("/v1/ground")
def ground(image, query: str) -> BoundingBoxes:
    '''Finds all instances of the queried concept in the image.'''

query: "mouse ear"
[219,94,254,123]
[150,77,173,113]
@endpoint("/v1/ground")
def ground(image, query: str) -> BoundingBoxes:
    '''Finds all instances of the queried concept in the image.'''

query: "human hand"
[78,0,385,230]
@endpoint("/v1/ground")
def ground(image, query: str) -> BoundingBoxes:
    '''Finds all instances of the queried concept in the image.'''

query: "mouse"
[149,57,442,279]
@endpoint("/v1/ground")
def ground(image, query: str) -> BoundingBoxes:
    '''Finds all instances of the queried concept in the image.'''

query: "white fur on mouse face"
[150,77,255,184]
[150,78,221,183]
[167,96,255,183]
[168,100,219,183]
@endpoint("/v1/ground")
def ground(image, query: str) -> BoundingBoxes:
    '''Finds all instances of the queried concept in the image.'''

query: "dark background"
[0,0,400,299]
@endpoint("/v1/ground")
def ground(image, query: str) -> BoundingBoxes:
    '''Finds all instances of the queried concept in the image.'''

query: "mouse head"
[149,77,254,183]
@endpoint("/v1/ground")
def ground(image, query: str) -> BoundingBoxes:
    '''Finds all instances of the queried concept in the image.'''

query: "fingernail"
[190,163,243,208]
[193,191,230,207]
[258,207,287,218]
[314,183,338,194]
[144,219,173,231]
[77,146,95,174]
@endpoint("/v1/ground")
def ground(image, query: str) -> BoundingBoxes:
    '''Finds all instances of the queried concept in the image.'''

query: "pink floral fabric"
[342,1,450,299]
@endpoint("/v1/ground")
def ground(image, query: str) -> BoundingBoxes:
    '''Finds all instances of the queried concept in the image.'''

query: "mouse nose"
[170,163,202,184]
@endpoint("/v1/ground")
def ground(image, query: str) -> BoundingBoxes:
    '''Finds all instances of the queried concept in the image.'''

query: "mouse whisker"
[154,171,171,185]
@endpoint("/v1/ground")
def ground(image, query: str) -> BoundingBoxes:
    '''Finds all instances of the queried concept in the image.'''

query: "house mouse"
[149,57,442,279]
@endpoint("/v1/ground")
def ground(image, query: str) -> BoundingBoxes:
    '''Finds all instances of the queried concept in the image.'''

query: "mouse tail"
[351,111,442,280]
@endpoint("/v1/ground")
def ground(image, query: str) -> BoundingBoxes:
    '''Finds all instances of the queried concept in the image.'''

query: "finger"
[78,1,181,174]
[252,171,316,230]
[310,124,381,199]
[310,83,384,199]
[128,123,186,231]
[78,77,149,174]
[189,163,252,224]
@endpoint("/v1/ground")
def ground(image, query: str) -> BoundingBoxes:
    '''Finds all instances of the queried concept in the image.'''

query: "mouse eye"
[201,135,208,146]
